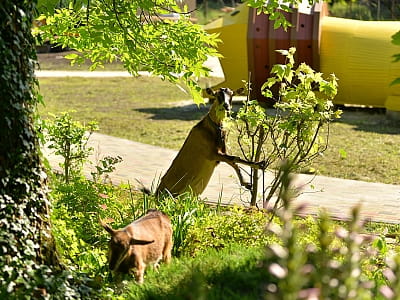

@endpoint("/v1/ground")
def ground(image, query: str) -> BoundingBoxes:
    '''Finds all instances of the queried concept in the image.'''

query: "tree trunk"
[0,0,59,296]
[250,126,265,206]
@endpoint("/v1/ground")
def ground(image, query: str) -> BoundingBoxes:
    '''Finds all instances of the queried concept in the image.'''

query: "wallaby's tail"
[135,179,151,195]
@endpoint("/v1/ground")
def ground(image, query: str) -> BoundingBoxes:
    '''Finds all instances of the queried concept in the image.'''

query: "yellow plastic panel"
[320,17,400,109]
[204,4,249,91]
[204,3,249,29]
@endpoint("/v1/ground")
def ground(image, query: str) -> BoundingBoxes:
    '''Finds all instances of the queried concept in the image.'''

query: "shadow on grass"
[138,105,398,133]
[134,104,209,121]
[126,245,270,300]
[335,106,400,135]
[139,262,268,300]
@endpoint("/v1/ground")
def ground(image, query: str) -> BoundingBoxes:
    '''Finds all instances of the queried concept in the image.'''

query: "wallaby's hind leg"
[163,237,173,264]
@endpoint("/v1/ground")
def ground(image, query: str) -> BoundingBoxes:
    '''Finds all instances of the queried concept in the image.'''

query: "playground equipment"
[204,2,400,112]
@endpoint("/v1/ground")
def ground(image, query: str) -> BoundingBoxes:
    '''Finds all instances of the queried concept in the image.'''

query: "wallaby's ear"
[100,219,115,235]
[130,238,155,245]
[233,88,245,96]
[206,88,215,96]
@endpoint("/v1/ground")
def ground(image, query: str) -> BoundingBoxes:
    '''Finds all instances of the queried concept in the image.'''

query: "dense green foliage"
[183,206,272,257]
[329,0,400,21]
[0,0,58,297]
[37,0,220,104]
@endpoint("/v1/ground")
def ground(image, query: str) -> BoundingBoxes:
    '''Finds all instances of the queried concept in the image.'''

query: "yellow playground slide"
[204,2,400,112]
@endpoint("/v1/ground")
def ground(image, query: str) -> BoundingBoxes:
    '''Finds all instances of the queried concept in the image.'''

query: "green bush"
[230,47,341,206]
[51,176,126,244]
[182,205,274,257]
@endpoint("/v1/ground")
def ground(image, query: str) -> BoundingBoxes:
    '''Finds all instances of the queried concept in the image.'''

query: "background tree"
[38,0,221,104]
[38,0,337,101]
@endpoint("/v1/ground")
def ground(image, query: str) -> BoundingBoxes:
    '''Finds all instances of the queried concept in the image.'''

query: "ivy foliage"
[37,0,220,104]
[0,0,56,297]
[0,2,97,299]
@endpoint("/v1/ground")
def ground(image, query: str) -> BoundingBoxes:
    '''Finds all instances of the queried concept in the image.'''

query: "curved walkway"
[43,132,400,224]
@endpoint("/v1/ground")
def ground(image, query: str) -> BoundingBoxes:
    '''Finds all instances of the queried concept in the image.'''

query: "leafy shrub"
[44,111,99,183]
[156,192,214,256]
[229,47,341,206]
[182,205,273,257]
[51,176,126,245]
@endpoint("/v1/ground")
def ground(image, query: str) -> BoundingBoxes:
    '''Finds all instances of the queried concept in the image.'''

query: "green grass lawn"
[38,77,400,185]
[126,244,267,300]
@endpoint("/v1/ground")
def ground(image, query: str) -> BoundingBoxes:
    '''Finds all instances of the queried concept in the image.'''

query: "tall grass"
[127,188,216,256]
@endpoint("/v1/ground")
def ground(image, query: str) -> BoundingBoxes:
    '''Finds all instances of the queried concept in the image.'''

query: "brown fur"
[156,87,261,197]
[101,209,173,283]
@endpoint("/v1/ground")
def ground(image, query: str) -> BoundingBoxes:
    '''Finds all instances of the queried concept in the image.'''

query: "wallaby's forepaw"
[256,160,266,170]
[244,182,252,190]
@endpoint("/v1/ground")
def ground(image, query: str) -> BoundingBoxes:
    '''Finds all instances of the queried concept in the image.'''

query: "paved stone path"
[43,132,400,224]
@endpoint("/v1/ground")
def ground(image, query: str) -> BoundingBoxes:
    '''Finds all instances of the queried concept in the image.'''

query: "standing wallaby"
[156,87,261,197]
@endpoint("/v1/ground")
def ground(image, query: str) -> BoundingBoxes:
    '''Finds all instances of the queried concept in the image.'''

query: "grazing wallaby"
[156,87,261,197]
[101,209,173,284]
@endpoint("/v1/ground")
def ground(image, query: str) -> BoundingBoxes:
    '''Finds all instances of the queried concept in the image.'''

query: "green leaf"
[64,53,79,60]
[262,89,273,98]
[391,31,400,46]
[338,148,347,159]
[390,77,400,86]
[393,54,400,63]
[271,64,286,79]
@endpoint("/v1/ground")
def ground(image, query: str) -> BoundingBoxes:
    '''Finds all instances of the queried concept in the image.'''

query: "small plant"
[230,47,341,207]
[44,111,99,183]
[91,155,123,183]
[43,111,126,241]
